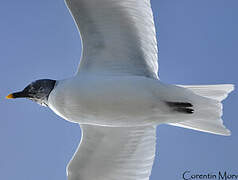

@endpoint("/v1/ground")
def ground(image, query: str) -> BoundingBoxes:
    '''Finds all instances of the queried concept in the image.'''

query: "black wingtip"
[165,101,194,114]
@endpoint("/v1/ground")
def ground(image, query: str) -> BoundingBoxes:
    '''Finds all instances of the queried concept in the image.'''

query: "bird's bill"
[6,94,14,99]
[6,91,27,99]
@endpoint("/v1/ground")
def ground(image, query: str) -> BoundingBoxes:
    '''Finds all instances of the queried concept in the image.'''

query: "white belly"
[48,75,170,126]
[48,75,195,126]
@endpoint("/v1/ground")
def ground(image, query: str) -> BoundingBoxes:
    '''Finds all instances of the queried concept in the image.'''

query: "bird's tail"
[169,84,234,136]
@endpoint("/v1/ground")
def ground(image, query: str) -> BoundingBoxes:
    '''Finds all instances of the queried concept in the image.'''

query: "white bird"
[6,0,234,179]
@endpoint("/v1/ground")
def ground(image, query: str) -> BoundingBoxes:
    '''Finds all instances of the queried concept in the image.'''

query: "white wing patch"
[67,125,156,180]
[65,0,159,78]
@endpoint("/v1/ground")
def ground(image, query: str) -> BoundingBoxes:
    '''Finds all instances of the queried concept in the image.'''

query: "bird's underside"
[64,0,161,178]
[59,0,234,179]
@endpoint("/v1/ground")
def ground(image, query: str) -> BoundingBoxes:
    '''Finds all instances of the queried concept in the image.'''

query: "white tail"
[169,84,234,136]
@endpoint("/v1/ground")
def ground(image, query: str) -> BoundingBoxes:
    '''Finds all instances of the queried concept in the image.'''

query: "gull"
[6,0,234,180]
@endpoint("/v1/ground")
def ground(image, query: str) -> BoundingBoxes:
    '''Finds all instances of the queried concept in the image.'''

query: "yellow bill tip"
[6,94,14,99]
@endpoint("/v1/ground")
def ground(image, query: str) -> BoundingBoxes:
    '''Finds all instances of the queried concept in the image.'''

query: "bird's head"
[6,79,56,106]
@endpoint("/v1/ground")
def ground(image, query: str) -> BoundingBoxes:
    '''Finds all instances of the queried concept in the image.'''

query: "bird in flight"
[6,0,234,179]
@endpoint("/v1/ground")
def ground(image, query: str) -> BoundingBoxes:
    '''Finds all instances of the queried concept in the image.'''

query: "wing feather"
[65,0,159,78]
[67,125,156,180]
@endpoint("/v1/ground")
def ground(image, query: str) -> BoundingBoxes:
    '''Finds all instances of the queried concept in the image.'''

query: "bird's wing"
[67,125,156,180]
[65,0,159,79]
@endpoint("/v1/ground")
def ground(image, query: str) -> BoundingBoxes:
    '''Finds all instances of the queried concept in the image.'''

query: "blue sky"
[0,0,237,179]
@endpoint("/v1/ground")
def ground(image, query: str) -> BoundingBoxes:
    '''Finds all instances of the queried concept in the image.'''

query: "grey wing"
[67,125,156,180]
[65,0,159,79]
